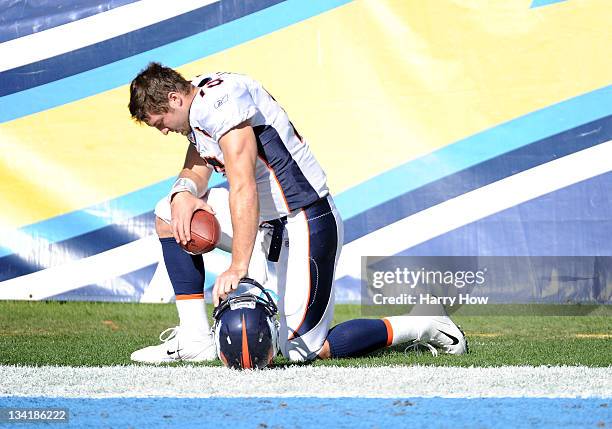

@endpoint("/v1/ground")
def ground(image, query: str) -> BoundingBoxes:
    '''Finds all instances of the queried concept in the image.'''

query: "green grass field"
[1,301,611,367]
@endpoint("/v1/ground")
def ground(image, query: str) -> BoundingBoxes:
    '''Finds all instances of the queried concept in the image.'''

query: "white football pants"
[154,187,344,361]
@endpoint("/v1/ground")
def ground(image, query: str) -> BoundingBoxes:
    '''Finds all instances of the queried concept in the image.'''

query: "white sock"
[384,316,429,346]
[175,298,210,339]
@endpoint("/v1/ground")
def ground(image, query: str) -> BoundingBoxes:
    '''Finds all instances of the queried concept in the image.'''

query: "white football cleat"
[130,326,217,363]
[419,315,468,355]
[406,303,469,355]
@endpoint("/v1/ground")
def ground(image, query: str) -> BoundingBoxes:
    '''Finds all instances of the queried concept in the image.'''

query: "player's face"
[146,108,191,136]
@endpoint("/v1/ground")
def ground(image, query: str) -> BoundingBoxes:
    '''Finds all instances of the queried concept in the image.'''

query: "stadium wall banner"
[0,0,610,303]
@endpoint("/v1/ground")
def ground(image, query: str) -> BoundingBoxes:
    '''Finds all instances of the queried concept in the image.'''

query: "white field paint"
[0,366,610,398]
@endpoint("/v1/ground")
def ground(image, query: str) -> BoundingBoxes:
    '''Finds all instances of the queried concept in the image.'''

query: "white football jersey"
[187,72,329,222]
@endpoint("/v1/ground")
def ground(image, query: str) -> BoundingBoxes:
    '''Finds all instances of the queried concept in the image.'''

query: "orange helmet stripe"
[240,314,253,369]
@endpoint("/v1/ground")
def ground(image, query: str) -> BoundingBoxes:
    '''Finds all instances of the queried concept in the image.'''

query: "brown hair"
[128,62,193,122]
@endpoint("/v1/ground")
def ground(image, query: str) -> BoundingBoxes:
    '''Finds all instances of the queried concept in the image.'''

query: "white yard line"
[1,365,610,398]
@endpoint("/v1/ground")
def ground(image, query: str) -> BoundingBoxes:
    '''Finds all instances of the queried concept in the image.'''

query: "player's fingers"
[214,277,229,305]
[212,284,220,307]
[182,213,192,244]
[175,214,186,245]
[217,286,228,304]
[200,202,216,215]
[171,218,181,243]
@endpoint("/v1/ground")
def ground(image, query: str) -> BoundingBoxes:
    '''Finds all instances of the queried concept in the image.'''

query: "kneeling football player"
[128,63,467,365]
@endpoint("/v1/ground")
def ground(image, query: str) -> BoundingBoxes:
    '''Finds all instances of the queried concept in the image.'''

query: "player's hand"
[213,266,248,307]
[170,192,215,245]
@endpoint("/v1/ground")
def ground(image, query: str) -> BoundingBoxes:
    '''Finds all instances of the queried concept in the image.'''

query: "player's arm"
[176,143,212,195]
[213,122,259,306]
[170,144,214,245]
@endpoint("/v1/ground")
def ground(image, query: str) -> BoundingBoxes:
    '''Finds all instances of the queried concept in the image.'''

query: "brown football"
[180,210,221,255]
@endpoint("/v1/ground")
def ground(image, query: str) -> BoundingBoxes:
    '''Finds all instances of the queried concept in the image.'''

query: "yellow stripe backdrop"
[0,0,610,228]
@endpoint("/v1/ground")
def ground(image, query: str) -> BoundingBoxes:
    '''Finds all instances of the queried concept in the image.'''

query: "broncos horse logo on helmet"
[212,278,279,369]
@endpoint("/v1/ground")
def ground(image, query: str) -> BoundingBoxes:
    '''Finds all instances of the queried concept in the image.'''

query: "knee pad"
[154,196,172,224]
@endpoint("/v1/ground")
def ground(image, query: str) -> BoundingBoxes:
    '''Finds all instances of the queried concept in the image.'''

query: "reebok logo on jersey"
[214,94,229,109]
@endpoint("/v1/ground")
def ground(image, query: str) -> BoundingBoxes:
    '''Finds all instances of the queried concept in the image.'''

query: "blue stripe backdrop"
[398,171,612,257]
[344,115,612,243]
[0,0,286,96]
[1,86,609,260]
[0,0,353,122]
[335,85,612,221]
[50,264,158,301]
[0,0,137,43]
[1,96,610,283]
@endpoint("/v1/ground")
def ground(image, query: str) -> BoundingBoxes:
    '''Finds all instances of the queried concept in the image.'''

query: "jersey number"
[199,78,224,97]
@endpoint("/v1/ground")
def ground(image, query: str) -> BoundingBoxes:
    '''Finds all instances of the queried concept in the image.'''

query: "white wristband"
[170,177,198,200]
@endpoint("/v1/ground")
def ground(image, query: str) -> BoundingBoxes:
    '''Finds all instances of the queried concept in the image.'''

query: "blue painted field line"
[0,0,352,123]
[0,396,609,429]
